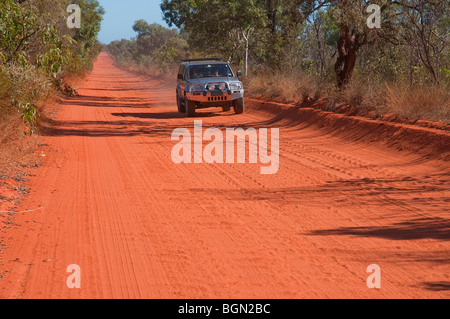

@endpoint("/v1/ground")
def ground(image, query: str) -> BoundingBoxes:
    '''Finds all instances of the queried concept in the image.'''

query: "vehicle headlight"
[218,83,227,91]
[189,84,204,92]
[207,84,216,91]
[229,82,243,90]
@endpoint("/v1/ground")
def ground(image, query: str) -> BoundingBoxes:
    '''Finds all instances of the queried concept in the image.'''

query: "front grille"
[208,96,228,101]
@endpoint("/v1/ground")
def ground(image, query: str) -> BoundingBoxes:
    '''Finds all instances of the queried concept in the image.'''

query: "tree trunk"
[334,25,359,88]
[244,37,249,77]
[241,28,253,77]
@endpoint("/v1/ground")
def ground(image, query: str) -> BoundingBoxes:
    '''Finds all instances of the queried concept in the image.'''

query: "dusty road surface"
[0,52,449,299]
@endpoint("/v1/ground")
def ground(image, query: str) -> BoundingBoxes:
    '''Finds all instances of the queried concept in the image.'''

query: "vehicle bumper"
[186,90,244,103]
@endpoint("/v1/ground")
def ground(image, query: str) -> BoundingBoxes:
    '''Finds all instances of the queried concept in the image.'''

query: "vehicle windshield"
[188,64,233,80]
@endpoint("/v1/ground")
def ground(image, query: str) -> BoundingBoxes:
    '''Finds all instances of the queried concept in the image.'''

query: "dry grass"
[6,64,53,104]
[245,72,319,104]
[0,64,54,176]
[383,84,450,123]
[325,80,386,117]
[0,112,39,176]
[246,71,450,124]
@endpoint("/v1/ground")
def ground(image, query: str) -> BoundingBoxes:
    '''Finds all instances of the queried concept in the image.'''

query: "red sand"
[0,53,448,298]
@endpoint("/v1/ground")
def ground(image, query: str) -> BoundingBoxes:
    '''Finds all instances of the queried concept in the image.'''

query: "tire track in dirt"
[0,52,448,299]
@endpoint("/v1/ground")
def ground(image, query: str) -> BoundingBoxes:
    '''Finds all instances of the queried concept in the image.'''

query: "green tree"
[131,20,188,70]
[0,0,104,134]
[161,0,267,75]
[299,0,448,86]
[69,0,105,72]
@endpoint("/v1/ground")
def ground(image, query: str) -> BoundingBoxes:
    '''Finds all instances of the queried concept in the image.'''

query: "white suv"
[176,59,245,117]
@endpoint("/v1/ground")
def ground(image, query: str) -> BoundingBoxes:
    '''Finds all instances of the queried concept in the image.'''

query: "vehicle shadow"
[111,112,184,119]
[110,110,237,119]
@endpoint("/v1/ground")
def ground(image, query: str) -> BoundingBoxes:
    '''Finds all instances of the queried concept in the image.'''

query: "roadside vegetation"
[108,0,449,123]
[0,0,104,174]
[106,19,189,81]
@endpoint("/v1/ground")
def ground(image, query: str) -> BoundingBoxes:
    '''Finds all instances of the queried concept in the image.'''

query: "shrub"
[384,84,450,122]
[245,71,318,103]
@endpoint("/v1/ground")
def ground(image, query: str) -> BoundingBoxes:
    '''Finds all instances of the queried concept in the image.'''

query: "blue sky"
[97,0,171,44]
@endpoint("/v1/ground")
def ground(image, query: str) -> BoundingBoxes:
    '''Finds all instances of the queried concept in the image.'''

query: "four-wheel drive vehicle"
[176,59,245,117]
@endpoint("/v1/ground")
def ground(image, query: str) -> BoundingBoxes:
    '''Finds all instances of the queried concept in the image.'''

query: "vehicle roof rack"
[181,58,221,63]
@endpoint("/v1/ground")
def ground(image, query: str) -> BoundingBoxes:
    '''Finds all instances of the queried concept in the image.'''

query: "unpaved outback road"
[0,53,449,299]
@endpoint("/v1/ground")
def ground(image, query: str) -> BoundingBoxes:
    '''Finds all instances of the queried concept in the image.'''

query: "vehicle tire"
[233,98,244,114]
[222,105,231,112]
[185,97,196,117]
[177,93,185,113]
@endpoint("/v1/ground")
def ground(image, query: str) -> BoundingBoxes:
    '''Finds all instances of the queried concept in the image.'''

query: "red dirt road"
[0,53,449,299]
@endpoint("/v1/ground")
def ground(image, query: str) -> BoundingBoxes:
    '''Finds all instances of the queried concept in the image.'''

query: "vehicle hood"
[188,77,240,84]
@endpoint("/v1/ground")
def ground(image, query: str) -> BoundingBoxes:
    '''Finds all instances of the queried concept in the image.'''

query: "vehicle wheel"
[222,105,231,112]
[185,97,196,117]
[177,93,185,113]
[233,98,244,114]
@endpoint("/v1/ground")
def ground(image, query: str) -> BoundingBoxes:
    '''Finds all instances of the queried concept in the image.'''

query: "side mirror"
[237,70,242,77]
[177,74,183,80]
